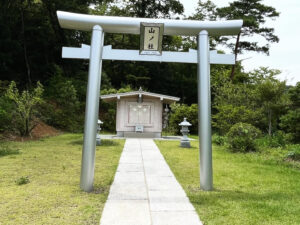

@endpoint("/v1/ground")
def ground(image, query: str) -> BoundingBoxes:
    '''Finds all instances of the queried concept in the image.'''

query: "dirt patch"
[31,121,60,138]
[1,121,61,142]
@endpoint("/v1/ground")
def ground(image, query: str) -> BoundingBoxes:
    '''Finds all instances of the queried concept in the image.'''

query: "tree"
[188,1,219,51]
[280,82,300,143]
[216,0,279,79]
[117,0,184,18]
[43,66,83,132]
[0,0,111,88]
[169,104,198,134]
[191,0,217,21]
[6,81,44,136]
[253,68,289,136]
[212,80,262,135]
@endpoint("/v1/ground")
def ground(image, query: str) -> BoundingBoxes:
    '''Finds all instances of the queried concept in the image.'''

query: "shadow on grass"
[100,139,120,146]
[92,184,111,194]
[0,145,20,157]
[69,139,119,147]
[187,187,293,208]
[69,139,83,145]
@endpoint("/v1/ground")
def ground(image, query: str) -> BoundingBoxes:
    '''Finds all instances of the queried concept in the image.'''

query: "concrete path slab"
[100,138,203,225]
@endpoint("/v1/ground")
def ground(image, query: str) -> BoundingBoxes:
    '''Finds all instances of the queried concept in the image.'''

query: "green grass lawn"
[0,134,124,225]
[155,140,300,225]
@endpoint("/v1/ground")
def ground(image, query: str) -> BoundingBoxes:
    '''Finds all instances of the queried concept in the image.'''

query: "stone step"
[123,132,160,138]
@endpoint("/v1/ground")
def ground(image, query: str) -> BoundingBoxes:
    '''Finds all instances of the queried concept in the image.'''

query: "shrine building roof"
[101,88,180,104]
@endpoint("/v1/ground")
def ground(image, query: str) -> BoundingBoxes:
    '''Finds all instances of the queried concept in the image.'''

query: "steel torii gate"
[57,11,242,192]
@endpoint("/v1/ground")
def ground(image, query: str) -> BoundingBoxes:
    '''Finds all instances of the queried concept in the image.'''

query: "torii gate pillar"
[198,30,212,190]
[80,25,104,192]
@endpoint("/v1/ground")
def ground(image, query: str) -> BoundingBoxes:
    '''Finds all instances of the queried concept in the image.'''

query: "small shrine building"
[101,88,180,138]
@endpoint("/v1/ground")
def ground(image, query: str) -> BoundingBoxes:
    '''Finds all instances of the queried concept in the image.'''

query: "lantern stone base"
[96,133,101,146]
[180,140,191,148]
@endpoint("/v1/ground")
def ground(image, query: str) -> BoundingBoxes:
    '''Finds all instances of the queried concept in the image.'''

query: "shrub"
[267,131,291,148]
[100,106,116,132]
[0,145,20,157]
[279,82,300,143]
[15,176,30,185]
[169,103,198,134]
[227,123,262,153]
[44,75,82,132]
[285,145,300,161]
[212,105,262,135]
[280,109,300,143]
[6,81,44,136]
[0,96,14,132]
[212,134,226,146]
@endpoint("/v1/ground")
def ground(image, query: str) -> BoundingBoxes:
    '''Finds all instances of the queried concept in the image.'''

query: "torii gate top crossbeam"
[57,11,242,36]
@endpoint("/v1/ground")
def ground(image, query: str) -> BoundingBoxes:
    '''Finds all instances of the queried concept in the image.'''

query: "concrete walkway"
[100,138,203,225]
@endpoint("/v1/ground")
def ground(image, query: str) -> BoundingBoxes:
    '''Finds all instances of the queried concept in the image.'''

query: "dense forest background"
[0,0,299,145]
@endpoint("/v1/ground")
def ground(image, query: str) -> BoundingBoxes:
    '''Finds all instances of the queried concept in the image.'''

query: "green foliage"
[169,103,198,134]
[43,69,83,132]
[0,145,20,157]
[5,81,44,136]
[254,68,290,136]
[257,131,292,148]
[15,176,30,185]
[212,134,226,146]
[189,0,219,49]
[109,0,184,18]
[280,82,300,143]
[53,81,82,131]
[227,122,262,152]
[280,109,300,143]
[101,85,134,95]
[191,0,217,21]
[213,104,261,135]
[213,67,290,136]
[286,146,300,161]
[216,0,279,55]
[100,107,117,132]
[0,0,103,86]
[0,82,14,132]
[287,82,300,106]
[213,79,262,135]
[0,98,13,132]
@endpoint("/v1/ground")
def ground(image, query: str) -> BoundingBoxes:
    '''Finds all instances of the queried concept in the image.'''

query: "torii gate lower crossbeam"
[58,11,242,192]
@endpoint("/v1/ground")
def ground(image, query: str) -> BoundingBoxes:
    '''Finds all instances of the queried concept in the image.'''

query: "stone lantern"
[179,118,192,148]
[96,119,103,146]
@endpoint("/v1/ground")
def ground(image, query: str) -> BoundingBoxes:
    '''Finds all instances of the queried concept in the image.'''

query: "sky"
[179,0,300,85]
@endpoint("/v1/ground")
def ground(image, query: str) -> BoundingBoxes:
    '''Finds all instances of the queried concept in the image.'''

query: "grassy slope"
[155,140,300,225]
[0,134,124,225]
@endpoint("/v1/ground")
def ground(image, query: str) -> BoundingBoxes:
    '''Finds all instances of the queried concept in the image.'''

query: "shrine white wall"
[116,97,163,135]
